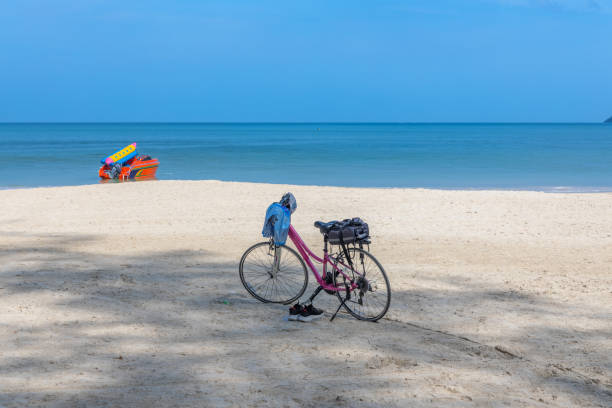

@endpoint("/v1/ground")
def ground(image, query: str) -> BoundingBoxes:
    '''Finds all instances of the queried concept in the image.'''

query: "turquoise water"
[0,123,611,191]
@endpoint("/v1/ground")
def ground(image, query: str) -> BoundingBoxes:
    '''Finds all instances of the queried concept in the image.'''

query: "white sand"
[0,180,610,407]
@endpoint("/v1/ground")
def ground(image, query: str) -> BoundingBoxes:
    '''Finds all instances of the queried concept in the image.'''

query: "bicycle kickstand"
[330,282,351,322]
[330,302,343,321]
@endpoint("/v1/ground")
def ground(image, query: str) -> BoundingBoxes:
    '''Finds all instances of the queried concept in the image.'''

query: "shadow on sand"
[0,232,610,407]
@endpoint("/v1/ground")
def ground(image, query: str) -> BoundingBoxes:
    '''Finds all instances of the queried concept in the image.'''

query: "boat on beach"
[98,143,159,181]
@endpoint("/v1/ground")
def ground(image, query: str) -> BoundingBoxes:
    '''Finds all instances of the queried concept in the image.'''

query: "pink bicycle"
[239,219,391,322]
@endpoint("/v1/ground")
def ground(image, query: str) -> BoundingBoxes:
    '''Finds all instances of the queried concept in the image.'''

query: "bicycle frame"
[287,225,359,292]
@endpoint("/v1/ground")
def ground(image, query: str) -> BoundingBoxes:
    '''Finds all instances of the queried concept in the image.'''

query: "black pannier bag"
[328,218,370,245]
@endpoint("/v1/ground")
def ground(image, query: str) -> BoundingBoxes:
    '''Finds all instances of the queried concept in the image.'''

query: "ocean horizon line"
[0,121,610,125]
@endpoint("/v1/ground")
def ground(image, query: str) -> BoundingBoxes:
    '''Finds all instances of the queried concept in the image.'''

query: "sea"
[0,123,611,191]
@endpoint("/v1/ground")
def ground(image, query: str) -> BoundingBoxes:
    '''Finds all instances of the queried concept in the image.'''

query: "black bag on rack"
[327,218,370,245]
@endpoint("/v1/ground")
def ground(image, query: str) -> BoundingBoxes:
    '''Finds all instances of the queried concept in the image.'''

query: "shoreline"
[2,178,612,194]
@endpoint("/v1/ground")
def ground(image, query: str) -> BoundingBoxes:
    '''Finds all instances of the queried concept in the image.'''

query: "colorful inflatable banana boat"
[102,142,138,166]
[99,143,159,180]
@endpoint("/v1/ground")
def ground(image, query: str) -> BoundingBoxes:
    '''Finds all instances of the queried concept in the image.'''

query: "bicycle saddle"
[314,220,339,234]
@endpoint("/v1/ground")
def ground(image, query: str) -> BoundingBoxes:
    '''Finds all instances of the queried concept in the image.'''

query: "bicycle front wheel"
[239,242,308,304]
[334,248,391,321]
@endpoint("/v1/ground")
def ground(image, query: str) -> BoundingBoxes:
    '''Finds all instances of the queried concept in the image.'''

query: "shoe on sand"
[288,303,303,321]
[297,304,324,322]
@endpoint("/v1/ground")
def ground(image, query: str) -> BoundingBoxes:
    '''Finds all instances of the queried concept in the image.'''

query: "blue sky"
[0,0,610,122]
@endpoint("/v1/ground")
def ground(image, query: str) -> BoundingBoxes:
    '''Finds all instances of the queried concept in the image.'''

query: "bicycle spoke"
[239,242,308,304]
[334,247,390,321]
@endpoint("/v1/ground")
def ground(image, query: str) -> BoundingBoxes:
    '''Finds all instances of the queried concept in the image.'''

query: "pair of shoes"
[288,303,324,322]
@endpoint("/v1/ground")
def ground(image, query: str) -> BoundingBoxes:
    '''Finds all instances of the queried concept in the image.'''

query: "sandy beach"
[0,180,610,407]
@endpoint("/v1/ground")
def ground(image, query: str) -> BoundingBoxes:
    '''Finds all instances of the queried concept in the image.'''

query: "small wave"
[542,186,612,193]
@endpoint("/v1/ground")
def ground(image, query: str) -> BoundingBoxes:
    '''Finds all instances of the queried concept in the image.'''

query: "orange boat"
[99,155,159,181]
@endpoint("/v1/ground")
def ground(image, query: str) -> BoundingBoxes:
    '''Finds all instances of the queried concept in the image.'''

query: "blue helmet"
[280,192,297,214]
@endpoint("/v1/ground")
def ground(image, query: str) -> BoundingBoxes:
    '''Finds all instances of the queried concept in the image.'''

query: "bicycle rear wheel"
[239,242,308,304]
[333,247,391,321]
